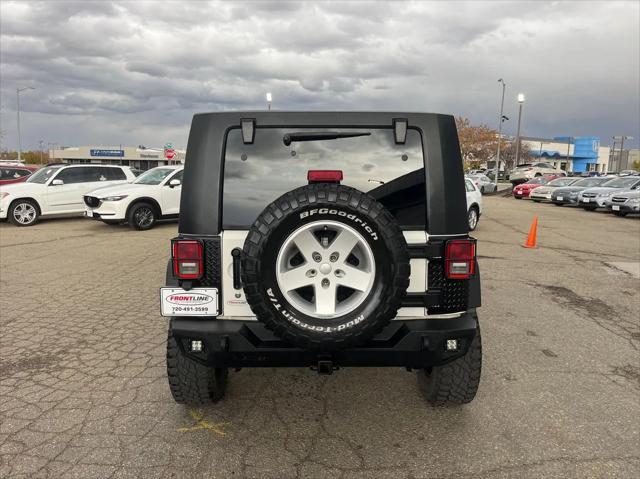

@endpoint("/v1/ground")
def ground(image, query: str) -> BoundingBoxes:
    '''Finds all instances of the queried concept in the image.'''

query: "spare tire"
[241,183,410,350]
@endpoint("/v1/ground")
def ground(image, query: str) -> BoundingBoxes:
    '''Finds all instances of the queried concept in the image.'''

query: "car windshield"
[526,177,547,185]
[548,177,578,187]
[515,163,533,169]
[26,166,62,184]
[573,177,607,187]
[133,168,174,185]
[601,177,639,188]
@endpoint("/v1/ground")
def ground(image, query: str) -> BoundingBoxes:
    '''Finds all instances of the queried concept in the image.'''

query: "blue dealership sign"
[90,149,124,157]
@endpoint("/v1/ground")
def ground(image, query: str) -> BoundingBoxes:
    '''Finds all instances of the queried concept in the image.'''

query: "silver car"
[466,174,497,194]
[578,177,640,210]
[605,190,640,217]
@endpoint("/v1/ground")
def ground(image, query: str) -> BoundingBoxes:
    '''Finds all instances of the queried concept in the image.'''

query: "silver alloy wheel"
[276,220,376,318]
[135,207,154,228]
[468,208,478,230]
[13,203,37,225]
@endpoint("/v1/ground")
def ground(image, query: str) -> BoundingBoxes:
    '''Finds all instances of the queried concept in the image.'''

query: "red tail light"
[172,240,203,279]
[445,240,476,279]
[308,170,343,183]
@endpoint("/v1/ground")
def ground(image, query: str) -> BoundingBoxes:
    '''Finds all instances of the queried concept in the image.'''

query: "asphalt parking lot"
[1,197,639,479]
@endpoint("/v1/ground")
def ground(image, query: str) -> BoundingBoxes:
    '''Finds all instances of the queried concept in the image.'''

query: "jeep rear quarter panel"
[178,112,467,237]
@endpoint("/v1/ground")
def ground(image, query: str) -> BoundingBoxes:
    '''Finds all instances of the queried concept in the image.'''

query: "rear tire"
[417,328,482,406]
[128,202,157,230]
[166,328,228,405]
[9,199,39,227]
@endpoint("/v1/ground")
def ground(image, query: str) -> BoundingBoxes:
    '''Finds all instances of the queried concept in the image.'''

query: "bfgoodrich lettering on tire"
[241,183,410,350]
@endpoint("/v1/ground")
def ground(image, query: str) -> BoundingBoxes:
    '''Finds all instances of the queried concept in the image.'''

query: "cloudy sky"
[1,0,638,151]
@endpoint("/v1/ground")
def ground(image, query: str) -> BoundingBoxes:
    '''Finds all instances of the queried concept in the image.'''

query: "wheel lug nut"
[306,269,317,277]
[312,252,322,262]
[321,278,330,288]
[329,252,339,262]
[334,269,345,278]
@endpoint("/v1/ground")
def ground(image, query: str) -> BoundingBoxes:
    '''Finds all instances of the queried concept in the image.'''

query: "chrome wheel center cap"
[319,263,332,275]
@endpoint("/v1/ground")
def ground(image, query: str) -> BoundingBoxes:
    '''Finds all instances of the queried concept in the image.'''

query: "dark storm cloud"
[0,0,638,150]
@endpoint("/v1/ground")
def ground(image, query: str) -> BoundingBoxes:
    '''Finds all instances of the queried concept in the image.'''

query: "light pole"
[48,142,57,163]
[618,136,633,171]
[266,92,272,111]
[514,93,525,166]
[494,79,506,182]
[16,87,35,162]
[38,139,44,165]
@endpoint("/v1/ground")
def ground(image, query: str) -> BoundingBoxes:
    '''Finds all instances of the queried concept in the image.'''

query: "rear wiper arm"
[283,131,370,146]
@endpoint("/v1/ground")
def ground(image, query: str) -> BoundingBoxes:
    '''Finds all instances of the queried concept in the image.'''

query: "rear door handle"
[231,248,242,290]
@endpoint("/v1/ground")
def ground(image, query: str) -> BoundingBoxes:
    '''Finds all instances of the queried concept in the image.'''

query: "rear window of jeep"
[222,128,426,229]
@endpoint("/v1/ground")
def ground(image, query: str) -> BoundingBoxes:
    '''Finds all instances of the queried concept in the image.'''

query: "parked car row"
[0,163,183,229]
[513,174,640,217]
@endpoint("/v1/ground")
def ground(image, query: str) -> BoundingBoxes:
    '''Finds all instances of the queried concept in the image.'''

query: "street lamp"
[48,142,58,163]
[493,79,507,183]
[266,92,272,111]
[16,87,35,162]
[514,93,525,166]
[612,135,634,172]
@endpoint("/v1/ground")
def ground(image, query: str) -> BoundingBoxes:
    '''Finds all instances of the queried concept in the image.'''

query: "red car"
[0,164,40,186]
[512,174,562,199]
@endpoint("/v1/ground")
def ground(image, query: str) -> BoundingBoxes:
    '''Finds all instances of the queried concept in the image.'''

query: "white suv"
[0,164,135,226]
[509,162,560,185]
[84,165,183,230]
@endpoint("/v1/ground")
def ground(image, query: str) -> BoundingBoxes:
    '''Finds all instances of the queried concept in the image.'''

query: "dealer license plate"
[583,198,590,203]
[557,196,563,201]
[612,205,620,211]
[160,288,219,317]
[85,209,93,217]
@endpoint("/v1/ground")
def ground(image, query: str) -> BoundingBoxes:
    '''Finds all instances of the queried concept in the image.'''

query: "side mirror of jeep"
[51,179,64,186]
[168,179,181,188]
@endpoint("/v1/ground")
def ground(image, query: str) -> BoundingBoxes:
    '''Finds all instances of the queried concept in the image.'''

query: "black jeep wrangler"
[162,112,481,406]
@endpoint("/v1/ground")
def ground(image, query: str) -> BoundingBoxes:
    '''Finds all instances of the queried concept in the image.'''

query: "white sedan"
[84,165,183,230]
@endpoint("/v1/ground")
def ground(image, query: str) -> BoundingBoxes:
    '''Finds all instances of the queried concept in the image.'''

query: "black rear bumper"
[169,312,479,369]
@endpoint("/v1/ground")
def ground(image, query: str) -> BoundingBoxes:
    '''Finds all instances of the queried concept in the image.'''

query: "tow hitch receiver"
[313,360,337,375]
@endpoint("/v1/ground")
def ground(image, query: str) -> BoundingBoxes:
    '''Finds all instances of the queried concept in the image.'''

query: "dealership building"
[520,136,610,173]
[49,146,185,171]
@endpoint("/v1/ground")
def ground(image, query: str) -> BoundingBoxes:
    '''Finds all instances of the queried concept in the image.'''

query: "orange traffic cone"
[523,216,538,249]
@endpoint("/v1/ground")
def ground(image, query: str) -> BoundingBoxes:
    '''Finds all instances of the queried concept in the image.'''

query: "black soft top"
[179,111,467,237]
